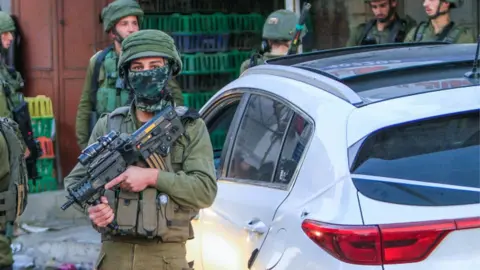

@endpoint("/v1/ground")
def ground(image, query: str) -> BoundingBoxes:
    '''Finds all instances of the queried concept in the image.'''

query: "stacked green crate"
[25,96,58,193]
[141,13,263,109]
[139,1,266,151]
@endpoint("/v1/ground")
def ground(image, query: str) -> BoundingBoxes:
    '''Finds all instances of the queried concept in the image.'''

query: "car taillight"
[301,217,480,265]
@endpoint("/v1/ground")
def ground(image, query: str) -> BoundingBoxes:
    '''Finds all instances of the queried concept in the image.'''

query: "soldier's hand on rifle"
[88,196,114,227]
[24,147,30,158]
[105,166,159,192]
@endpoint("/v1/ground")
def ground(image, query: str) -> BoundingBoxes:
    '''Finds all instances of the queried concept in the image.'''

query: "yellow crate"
[25,95,54,118]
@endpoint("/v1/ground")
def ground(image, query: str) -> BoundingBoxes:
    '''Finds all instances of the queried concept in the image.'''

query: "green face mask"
[128,66,171,112]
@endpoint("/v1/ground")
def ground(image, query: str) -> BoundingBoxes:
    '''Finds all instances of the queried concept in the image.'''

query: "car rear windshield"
[351,110,479,206]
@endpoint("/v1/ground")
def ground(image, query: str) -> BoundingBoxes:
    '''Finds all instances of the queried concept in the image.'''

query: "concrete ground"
[12,190,101,270]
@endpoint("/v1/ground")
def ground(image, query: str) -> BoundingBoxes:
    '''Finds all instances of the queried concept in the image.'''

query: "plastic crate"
[36,157,55,178]
[37,136,55,158]
[155,0,227,13]
[28,177,58,193]
[173,34,229,53]
[25,95,54,118]
[210,129,227,150]
[177,73,236,92]
[183,92,216,110]
[228,13,264,34]
[142,15,159,29]
[181,52,236,75]
[31,117,54,138]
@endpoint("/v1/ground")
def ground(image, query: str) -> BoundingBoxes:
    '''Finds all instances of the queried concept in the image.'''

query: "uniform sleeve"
[155,118,217,210]
[403,27,417,43]
[345,24,364,47]
[456,27,476,44]
[75,56,97,150]
[0,133,9,180]
[64,115,108,214]
[168,78,184,106]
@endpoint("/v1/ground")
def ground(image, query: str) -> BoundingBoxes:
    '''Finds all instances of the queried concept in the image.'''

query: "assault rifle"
[287,2,311,55]
[60,105,185,229]
[4,86,42,185]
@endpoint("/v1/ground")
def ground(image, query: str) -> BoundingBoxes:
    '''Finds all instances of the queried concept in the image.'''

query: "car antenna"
[464,35,480,80]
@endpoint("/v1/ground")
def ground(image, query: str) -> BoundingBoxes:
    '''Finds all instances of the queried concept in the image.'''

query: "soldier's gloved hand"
[88,196,114,227]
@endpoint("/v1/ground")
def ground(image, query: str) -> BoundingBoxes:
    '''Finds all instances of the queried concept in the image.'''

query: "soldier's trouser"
[0,235,12,269]
[95,239,191,270]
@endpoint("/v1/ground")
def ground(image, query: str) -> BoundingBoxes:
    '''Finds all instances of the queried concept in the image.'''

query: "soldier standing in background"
[404,0,474,43]
[75,0,184,150]
[346,0,417,46]
[239,9,306,75]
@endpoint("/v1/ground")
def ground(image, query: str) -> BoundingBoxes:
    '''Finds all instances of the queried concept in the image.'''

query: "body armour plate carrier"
[0,117,28,233]
[95,106,199,242]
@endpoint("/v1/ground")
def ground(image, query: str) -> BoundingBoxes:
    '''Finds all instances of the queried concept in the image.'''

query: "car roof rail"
[242,64,364,105]
[265,42,451,67]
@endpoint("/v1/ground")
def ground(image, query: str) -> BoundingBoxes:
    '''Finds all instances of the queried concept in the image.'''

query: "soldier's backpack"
[0,117,28,233]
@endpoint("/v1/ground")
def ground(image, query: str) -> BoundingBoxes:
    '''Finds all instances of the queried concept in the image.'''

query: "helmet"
[0,12,15,34]
[262,9,305,40]
[101,0,144,33]
[118,29,182,76]
[443,0,463,8]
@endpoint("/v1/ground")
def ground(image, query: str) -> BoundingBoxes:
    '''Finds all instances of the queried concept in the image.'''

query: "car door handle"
[244,218,268,234]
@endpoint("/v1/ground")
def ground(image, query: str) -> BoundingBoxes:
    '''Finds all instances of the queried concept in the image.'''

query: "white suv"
[186,42,480,270]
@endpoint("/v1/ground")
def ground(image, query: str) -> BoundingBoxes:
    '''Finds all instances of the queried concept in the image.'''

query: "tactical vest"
[413,21,462,43]
[0,117,28,234]
[97,106,198,242]
[94,50,130,116]
[360,18,408,45]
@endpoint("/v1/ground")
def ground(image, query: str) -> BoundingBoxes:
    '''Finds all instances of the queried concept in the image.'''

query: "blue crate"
[173,33,230,53]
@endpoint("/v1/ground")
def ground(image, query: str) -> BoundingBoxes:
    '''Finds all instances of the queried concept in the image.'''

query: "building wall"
[12,0,113,180]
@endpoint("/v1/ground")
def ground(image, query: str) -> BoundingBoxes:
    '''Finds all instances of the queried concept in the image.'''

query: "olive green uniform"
[0,116,29,269]
[65,29,217,270]
[403,21,475,43]
[0,62,24,118]
[65,103,217,270]
[75,51,184,149]
[0,134,13,268]
[239,52,284,75]
[404,0,474,44]
[346,15,417,46]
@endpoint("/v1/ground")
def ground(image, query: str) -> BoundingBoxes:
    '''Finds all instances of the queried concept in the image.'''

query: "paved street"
[12,191,101,270]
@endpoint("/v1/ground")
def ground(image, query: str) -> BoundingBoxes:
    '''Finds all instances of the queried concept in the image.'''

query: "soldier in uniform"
[0,11,24,118]
[64,29,217,270]
[239,9,306,75]
[0,117,29,270]
[75,0,185,150]
[404,0,474,43]
[346,0,417,46]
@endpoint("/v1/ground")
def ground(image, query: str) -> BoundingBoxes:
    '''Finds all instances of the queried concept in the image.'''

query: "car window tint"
[227,95,293,183]
[207,100,240,171]
[274,113,313,185]
[351,110,480,206]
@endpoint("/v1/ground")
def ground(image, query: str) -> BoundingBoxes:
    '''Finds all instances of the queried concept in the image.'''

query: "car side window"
[227,95,294,183]
[274,113,313,185]
[207,100,240,171]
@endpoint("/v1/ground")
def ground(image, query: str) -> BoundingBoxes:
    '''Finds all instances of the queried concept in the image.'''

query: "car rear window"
[350,110,479,206]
